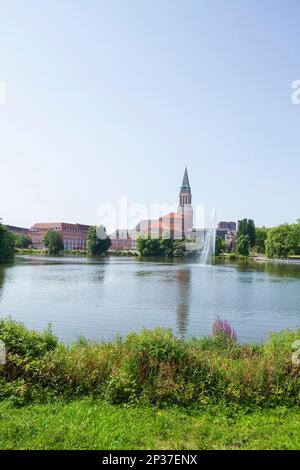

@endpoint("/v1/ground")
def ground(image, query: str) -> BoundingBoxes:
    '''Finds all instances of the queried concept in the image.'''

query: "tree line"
[1,219,300,261]
[216,218,300,259]
[43,226,111,255]
[0,223,15,261]
[0,223,111,259]
[0,224,34,261]
[136,237,186,257]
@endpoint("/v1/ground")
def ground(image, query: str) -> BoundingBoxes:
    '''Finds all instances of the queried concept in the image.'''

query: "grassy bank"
[1,319,300,408]
[15,249,87,256]
[1,319,300,449]
[215,253,251,262]
[15,248,47,255]
[1,399,300,450]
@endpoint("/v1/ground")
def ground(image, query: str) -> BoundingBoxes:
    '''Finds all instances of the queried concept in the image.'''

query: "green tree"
[255,227,268,254]
[236,235,250,256]
[0,224,15,261]
[136,237,163,256]
[238,219,256,247]
[136,237,187,257]
[44,230,64,255]
[238,219,248,237]
[215,236,226,255]
[87,226,111,255]
[160,238,175,257]
[173,240,187,257]
[265,222,300,259]
[293,219,300,254]
[14,234,31,249]
[247,219,256,248]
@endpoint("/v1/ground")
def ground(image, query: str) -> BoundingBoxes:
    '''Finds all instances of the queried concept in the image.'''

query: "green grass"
[1,319,300,450]
[0,400,300,450]
[15,249,47,254]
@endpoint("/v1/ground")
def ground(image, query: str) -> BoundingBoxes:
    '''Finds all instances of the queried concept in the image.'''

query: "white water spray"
[199,210,216,265]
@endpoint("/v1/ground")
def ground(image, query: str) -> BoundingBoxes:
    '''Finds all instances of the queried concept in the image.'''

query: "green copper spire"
[181,167,190,191]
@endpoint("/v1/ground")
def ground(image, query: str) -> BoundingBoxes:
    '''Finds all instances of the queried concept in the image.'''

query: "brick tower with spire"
[179,167,192,206]
[178,167,193,238]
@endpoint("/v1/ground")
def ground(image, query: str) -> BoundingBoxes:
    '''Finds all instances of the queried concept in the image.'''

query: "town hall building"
[110,168,195,250]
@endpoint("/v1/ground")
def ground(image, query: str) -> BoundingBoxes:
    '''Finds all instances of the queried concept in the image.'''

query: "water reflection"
[89,268,106,284]
[0,265,5,301]
[263,261,300,279]
[175,269,191,337]
[217,258,300,280]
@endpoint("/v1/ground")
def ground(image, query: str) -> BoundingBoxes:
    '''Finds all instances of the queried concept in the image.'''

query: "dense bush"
[0,224,15,261]
[0,319,58,359]
[44,230,64,255]
[136,237,187,257]
[236,235,250,256]
[255,227,269,254]
[0,319,300,408]
[265,221,300,259]
[87,226,111,255]
[215,236,226,256]
[12,233,31,249]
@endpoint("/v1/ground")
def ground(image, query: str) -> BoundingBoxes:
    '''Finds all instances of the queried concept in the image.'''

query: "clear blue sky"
[1,0,299,228]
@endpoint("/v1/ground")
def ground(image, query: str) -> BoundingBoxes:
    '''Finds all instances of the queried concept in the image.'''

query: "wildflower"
[212,316,237,342]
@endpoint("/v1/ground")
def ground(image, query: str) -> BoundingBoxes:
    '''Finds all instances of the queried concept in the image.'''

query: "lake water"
[0,255,300,344]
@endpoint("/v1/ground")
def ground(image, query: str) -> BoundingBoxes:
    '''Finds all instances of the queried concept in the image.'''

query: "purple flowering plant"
[212,316,237,343]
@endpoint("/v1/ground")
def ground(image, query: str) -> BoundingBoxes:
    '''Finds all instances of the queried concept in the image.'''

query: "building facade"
[110,229,134,251]
[217,221,237,232]
[109,168,195,251]
[135,167,194,241]
[217,221,237,250]
[114,168,194,250]
[29,222,91,250]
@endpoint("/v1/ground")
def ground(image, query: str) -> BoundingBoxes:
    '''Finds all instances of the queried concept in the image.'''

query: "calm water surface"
[0,255,300,343]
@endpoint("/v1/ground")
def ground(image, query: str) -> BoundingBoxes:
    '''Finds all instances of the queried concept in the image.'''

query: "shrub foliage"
[0,319,300,407]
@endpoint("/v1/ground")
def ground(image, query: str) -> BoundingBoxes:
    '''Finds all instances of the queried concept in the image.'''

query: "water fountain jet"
[199,209,216,265]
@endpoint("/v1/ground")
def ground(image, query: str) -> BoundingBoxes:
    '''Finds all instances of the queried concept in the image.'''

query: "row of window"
[64,227,88,233]
[64,242,86,249]
[30,227,88,233]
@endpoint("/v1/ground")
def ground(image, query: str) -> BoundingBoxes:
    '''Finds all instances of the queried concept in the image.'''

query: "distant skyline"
[1,0,300,228]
